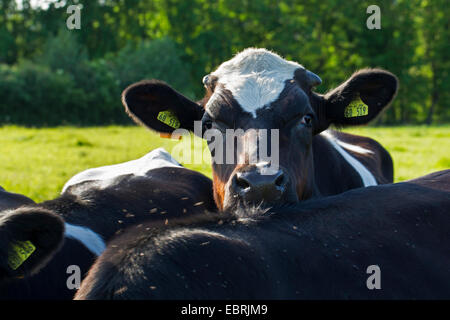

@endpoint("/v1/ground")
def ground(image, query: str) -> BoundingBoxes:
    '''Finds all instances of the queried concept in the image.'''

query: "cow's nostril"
[235,176,251,190]
[275,173,285,187]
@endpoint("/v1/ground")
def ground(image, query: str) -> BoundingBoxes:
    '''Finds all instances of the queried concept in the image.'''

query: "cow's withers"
[123,48,398,210]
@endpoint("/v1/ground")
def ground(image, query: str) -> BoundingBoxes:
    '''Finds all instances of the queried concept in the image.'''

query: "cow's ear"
[122,80,205,134]
[0,207,65,283]
[313,69,398,133]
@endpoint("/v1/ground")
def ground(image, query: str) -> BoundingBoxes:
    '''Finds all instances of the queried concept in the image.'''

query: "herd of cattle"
[0,48,449,299]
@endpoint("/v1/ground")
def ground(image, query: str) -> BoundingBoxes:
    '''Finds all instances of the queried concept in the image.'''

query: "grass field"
[0,125,449,203]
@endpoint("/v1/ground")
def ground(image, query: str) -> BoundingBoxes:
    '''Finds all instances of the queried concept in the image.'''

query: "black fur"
[0,167,216,299]
[0,187,35,211]
[0,208,65,283]
[76,170,450,300]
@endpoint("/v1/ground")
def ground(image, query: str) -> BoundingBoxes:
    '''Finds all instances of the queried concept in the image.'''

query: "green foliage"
[34,29,88,74]
[0,0,448,125]
[0,59,127,126]
[0,62,82,125]
[0,33,192,125]
[112,37,194,96]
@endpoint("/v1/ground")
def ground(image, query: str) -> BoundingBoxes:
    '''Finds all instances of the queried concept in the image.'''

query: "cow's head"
[123,48,398,210]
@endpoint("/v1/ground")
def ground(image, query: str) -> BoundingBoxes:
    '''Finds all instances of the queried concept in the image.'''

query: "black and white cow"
[123,48,397,210]
[74,170,450,300]
[0,186,35,211]
[0,148,216,299]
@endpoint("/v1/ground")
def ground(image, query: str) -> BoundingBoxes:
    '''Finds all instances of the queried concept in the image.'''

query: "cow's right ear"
[122,80,205,134]
[0,207,65,283]
[312,69,398,134]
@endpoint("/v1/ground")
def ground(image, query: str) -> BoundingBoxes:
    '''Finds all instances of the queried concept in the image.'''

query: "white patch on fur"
[62,148,181,193]
[64,223,106,256]
[208,48,303,117]
[321,131,377,187]
[334,139,374,155]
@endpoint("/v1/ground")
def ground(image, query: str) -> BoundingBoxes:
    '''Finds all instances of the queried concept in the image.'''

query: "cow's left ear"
[313,69,398,133]
[122,80,205,134]
[0,207,65,283]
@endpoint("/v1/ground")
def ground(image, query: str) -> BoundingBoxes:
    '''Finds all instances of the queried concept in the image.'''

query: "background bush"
[0,0,448,126]
[0,30,193,125]
[0,62,84,125]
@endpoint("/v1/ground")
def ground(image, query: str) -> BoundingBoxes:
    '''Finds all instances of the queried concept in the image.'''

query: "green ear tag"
[344,97,369,118]
[157,110,181,129]
[8,240,36,270]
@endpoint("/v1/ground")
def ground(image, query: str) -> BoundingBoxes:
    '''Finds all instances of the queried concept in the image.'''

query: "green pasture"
[0,125,448,203]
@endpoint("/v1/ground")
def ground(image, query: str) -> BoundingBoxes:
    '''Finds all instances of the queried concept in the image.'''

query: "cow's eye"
[301,114,313,126]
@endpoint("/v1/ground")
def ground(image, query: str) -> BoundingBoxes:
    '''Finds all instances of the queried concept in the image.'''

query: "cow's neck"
[312,132,377,196]
[38,195,117,256]
[297,153,321,201]
[305,163,322,200]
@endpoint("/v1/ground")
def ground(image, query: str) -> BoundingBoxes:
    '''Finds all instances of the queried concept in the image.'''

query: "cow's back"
[76,171,450,299]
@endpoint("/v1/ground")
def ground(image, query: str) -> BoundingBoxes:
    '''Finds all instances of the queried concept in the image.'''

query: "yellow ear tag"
[157,110,181,129]
[8,240,36,270]
[344,97,369,118]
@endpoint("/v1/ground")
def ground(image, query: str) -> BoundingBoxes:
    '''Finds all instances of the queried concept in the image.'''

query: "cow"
[74,170,450,300]
[0,186,35,212]
[0,148,216,299]
[122,48,397,211]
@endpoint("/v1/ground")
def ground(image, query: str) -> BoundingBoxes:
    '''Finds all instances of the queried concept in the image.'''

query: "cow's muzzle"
[229,163,288,205]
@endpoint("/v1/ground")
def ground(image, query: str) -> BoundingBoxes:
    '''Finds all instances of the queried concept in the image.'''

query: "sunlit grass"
[0,125,448,202]
[346,126,450,182]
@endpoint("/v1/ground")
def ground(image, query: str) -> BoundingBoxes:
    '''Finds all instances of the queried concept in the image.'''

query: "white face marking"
[64,223,106,256]
[321,131,377,187]
[207,48,303,117]
[61,148,181,193]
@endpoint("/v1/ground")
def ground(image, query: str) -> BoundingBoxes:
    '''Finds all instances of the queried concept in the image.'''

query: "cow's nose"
[232,167,288,203]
